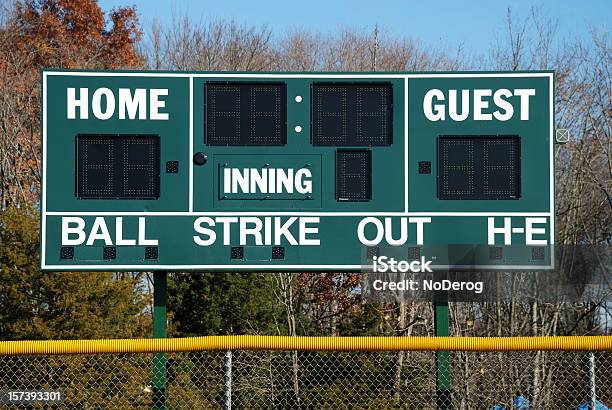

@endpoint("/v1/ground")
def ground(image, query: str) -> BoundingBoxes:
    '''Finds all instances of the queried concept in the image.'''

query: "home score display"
[41,71,555,271]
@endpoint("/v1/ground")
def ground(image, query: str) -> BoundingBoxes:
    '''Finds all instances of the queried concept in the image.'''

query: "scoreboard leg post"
[152,271,168,409]
[434,271,452,409]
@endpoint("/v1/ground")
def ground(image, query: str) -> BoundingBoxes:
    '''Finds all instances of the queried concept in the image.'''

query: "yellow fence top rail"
[1,336,612,356]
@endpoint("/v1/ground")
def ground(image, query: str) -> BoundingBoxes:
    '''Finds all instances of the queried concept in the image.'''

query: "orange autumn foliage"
[14,0,142,69]
[0,0,142,207]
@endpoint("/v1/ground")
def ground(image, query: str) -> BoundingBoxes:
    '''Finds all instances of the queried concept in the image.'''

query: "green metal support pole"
[434,271,452,410]
[152,271,167,409]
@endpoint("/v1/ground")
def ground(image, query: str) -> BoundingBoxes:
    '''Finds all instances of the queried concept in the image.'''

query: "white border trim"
[41,71,555,270]
[549,74,555,246]
[43,72,554,79]
[42,73,48,266]
[44,211,551,216]
[404,77,409,213]
[42,264,555,271]
[189,76,194,212]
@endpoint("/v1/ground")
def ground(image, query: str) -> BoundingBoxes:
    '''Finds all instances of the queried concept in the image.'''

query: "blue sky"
[99,0,611,54]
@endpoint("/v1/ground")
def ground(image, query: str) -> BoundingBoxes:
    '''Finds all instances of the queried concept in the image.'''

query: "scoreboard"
[41,70,555,271]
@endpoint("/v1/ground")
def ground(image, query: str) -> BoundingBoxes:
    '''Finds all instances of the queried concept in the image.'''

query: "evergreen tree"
[168,272,282,336]
[0,207,148,340]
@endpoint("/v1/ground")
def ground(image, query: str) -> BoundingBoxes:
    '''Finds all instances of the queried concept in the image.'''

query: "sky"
[98,0,611,55]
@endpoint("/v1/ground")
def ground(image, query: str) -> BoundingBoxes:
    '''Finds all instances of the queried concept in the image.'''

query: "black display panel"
[335,150,372,201]
[76,135,160,199]
[205,82,286,146]
[437,136,521,200]
[311,83,393,146]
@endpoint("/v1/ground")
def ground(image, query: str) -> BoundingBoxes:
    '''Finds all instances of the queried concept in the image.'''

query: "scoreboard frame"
[40,70,555,271]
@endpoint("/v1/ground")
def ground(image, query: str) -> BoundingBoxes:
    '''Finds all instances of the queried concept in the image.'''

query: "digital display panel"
[76,134,160,199]
[335,150,372,201]
[311,83,393,146]
[205,82,286,146]
[437,136,521,200]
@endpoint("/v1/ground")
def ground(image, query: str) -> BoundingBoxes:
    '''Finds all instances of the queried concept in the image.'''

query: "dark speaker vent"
[166,161,179,173]
[145,247,159,260]
[489,247,503,260]
[408,246,421,260]
[532,247,545,260]
[103,246,117,260]
[60,246,74,260]
[231,246,244,260]
[366,246,379,260]
[272,246,285,260]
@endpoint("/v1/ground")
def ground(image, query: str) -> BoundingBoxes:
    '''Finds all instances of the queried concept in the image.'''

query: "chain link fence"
[1,346,611,409]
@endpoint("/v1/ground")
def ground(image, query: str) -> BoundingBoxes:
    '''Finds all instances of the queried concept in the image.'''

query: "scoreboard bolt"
[193,152,208,165]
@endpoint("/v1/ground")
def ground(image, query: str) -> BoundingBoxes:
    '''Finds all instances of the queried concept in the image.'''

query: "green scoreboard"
[41,70,555,271]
